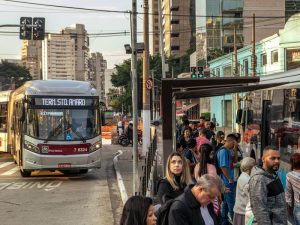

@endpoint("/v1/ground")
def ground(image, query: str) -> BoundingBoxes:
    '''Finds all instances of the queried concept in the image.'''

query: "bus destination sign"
[30,97,99,107]
[42,98,86,106]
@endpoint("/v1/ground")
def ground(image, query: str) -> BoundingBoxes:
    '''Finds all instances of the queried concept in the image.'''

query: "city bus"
[7,80,102,177]
[0,90,11,152]
[239,68,300,185]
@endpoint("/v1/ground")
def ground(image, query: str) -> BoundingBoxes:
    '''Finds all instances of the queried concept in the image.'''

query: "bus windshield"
[26,108,100,141]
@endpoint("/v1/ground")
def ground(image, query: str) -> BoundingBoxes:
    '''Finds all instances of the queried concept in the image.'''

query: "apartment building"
[151,0,160,55]
[162,0,196,58]
[88,52,107,101]
[243,0,285,46]
[42,33,75,80]
[61,24,89,81]
[21,40,42,80]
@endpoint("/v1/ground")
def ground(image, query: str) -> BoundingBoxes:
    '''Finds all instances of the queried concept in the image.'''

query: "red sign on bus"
[38,144,91,155]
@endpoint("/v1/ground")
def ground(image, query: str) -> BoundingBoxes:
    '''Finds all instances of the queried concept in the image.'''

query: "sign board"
[146,79,153,90]
[28,97,99,107]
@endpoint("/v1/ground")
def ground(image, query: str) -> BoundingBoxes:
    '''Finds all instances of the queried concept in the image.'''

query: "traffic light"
[190,67,197,78]
[198,67,204,78]
[32,17,45,40]
[19,17,32,40]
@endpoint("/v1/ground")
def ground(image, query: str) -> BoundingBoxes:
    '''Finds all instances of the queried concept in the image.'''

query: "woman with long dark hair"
[194,144,216,180]
[120,196,157,225]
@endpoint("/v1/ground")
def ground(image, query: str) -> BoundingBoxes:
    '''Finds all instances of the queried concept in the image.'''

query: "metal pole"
[142,0,151,157]
[130,1,139,195]
[152,70,155,120]
[233,25,238,76]
[252,13,256,77]
[158,0,166,79]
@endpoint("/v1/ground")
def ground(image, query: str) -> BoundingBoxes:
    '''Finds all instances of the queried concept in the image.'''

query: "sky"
[0,0,144,69]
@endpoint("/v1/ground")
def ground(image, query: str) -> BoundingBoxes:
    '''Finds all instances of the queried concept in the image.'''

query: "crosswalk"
[0,161,19,176]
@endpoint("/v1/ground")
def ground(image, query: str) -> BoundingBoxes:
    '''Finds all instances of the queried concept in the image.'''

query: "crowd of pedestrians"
[120,116,300,225]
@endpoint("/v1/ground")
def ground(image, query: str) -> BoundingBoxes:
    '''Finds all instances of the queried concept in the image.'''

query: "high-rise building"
[88,52,107,101]
[61,24,89,81]
[286,0,300,21]
[42,33,75,80]
[151,0,160,55]
[162,0,196,58]
[196,0,285,65]
[243,0,285,46]
[21,40,42,80]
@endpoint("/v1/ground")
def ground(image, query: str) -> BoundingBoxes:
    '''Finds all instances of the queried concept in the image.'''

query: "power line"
[1,0,296,19]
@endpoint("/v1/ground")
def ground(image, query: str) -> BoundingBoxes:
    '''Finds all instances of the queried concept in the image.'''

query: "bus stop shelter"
[161,77,286,168]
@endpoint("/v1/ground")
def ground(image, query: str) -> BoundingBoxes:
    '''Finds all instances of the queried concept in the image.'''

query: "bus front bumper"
[22,150,101,171]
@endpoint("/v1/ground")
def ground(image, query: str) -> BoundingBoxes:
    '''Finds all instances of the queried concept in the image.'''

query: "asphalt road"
[0,145,123,225]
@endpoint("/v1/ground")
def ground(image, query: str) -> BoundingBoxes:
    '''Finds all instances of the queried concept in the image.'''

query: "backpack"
[156,199,178,225]
[214,148,222,175]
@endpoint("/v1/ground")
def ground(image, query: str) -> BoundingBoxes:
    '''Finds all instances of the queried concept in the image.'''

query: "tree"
[110,55,163,115]
[207,48,226,61]
[0,60,32,90]
[168,49,194,76]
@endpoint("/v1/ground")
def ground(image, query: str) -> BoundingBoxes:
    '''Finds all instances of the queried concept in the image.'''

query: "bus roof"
[13,80,98,96]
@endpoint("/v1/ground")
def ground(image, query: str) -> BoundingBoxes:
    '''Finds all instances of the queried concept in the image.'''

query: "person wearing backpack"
[157,152,192,204]
[167,174,223,225]
[216,134,238,225]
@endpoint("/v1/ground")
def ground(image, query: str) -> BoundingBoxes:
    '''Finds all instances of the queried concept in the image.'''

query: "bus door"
[261,100,272,152]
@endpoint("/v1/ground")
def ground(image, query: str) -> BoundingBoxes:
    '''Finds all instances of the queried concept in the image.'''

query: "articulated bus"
[7,80,102,177]
[0,90,11,152]
[239,68,300,185]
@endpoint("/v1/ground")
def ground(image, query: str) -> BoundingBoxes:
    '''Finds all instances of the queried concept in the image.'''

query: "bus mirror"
[19,106,26,122]
[101,112,105,126]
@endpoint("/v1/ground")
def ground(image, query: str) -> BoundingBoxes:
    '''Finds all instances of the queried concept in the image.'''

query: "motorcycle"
[117,130,143,147]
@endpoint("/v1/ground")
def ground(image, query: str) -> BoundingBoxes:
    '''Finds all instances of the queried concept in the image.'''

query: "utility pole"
[158,0,166,79]
[142,0,151,157]
[233,25,238,76]
[151,70,156,120]
[252,13,256,77]
[130,0,139,194]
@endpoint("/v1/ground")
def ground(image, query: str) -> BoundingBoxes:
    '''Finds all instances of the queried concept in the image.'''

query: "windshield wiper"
[44,123,62,143]
[72,129,86,143]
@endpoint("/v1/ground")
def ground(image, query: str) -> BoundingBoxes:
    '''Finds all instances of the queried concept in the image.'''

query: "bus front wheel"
[20,169,31,177]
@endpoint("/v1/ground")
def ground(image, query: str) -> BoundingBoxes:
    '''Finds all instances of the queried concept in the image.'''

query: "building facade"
[162,0,196,58]
[21,40,42,80]
[61,24,89,81]
[88,52,107,101]
[151,0,160,55]
[208,14,300,128]
[42,33,76,80]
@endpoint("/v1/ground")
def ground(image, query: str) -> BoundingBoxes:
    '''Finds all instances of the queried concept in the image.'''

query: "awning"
[173,82,288,99]
[182,103,198,111]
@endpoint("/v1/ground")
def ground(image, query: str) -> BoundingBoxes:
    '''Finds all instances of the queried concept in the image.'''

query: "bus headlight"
[24,141,40,153]
[89,141,101,153]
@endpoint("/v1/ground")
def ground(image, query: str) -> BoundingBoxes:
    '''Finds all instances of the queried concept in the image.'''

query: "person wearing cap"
[233,157,256,225]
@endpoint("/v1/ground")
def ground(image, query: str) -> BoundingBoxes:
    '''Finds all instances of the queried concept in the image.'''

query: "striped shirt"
[286,171,300,206]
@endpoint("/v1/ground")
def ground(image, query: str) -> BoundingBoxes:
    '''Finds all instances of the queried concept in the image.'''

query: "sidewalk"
[113,126,164,203]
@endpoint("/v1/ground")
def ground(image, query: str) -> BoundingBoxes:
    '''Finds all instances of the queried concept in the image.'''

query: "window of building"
[216,68,220,77]
[154,18,159,23]
[171,46,180,51]
[261,54,267,66]
[171,7,179,11]
[223,65,232,77]
[271,50,278,64]
[171,33,179,38]
[244,59,249,76]
[170,20,179,25]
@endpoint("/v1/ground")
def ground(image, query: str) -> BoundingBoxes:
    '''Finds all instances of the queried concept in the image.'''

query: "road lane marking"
[0,162,14,169]
[1,167,19,176]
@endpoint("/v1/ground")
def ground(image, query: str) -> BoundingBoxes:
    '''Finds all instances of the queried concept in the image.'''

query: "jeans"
[221,184,235,225]
[294,203,300,225]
